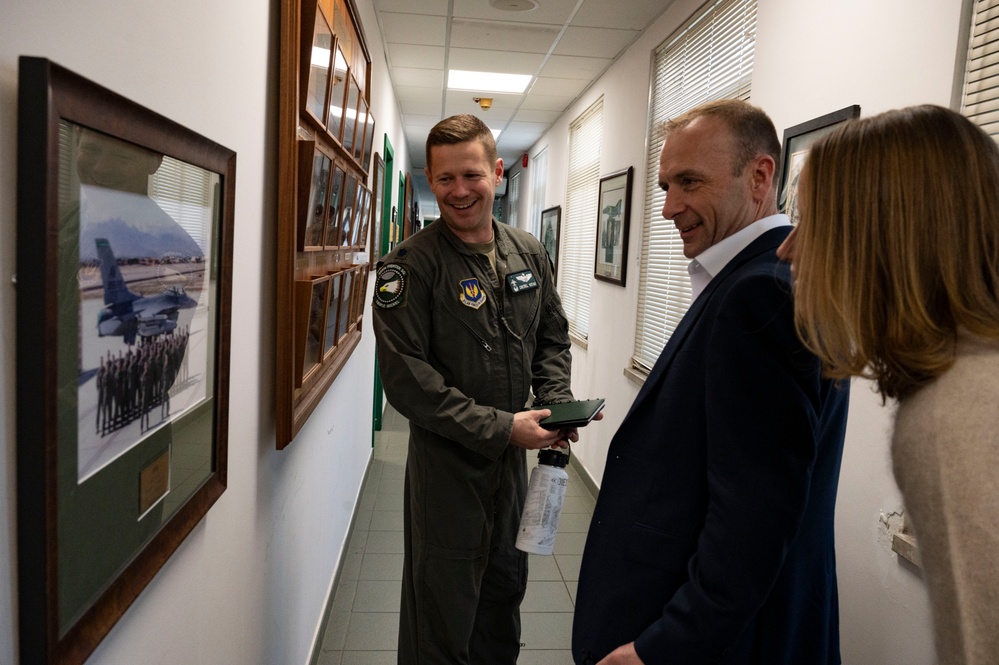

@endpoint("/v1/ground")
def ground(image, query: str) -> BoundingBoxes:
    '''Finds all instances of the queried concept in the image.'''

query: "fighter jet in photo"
[94,237,197,345]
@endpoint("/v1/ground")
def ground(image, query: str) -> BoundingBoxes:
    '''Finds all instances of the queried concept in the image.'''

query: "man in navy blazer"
[572,100,850,664]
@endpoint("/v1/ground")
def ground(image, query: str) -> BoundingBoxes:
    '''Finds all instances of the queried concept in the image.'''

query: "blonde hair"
[425,114,497,169]
[791,104,999,399]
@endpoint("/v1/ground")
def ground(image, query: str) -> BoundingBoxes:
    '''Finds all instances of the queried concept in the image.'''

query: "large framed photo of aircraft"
[15,57,235,665]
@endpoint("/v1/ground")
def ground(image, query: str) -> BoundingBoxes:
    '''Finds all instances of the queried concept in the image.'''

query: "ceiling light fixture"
[488,0,539,10]
[448,70,532,94]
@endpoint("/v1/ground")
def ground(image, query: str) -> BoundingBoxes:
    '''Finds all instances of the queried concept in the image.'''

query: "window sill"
[623,365,648,386]
[569,333,588,350]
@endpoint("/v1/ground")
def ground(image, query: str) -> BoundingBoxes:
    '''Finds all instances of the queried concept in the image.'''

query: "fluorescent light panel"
[448,70,532,94]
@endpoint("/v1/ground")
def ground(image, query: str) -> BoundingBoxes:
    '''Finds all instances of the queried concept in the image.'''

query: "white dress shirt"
[687,214,791,302]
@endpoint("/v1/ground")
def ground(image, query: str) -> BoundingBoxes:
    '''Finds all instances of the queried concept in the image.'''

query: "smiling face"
[426,139,504,244]
[658,116,767,258]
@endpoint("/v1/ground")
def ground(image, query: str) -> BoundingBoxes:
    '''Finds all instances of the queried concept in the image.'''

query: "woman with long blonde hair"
[778,104,999,665]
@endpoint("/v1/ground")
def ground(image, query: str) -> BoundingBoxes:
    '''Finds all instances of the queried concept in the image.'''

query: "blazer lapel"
[624,227,791,419]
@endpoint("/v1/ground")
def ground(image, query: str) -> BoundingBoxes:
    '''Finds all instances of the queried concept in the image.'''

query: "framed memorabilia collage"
[16,57,235,665]
[540,205,561,283]
[278,0,377,448]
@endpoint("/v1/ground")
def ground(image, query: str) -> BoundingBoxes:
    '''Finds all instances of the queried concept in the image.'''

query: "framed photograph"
[16,56,234,664]
[324,164,347,248]
[298,141,331,250]
[594,166,633,286]
[323,272,344,359]
[340,172,358,247]
[326,42,349,141]
[337,268,355,341]
[540,205,561,283]
[303,10,333,126]
[295,275,331,387]
[778,105,860,223]
[341,75,361,157]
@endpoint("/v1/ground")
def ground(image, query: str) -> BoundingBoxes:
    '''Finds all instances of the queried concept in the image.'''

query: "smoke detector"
[473,97,493,111]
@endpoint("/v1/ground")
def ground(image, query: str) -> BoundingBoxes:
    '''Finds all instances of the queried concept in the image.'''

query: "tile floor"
[316,402,597,664]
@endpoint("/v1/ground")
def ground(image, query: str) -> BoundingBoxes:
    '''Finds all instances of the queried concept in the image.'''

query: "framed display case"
[278,0,376,448]
[16,56,235,665]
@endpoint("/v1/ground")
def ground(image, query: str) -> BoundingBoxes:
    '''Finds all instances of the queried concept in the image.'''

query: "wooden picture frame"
[540,205,561,283]
[778,105,860,223]
[370,153,385,262]
[16,56,234,665]
[298,141,332,251]
[594,166,633,286]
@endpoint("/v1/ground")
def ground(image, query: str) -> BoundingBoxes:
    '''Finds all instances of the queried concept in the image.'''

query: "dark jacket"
[572,227,849,664]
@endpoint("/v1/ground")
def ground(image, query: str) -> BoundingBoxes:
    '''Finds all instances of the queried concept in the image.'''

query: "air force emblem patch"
[459,278,487,309]
[374,264,408,309]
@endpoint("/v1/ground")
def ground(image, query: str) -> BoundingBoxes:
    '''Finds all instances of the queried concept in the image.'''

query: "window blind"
[561,97,604,341]
[529,148,548,238]
[631,0,757,373]
[507,171,521,227]
[962,0,999,138]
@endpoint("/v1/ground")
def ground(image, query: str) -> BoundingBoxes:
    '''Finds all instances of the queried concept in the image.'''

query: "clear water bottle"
[516,448,569,555]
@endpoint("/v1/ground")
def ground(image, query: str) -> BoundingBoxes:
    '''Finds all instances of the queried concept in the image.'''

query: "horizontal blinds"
[963,0,999,138]
[508,171,520,227]
[561,97,604,340]
[632,0,757,373]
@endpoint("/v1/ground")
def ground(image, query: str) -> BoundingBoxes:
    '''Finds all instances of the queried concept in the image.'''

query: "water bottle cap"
[537,448,569,467]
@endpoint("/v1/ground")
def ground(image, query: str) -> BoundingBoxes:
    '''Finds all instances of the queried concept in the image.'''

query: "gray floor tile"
[527,554,563,581]
[521,581,574,612]
[373,492,403,511]
[520,612,574,650]
[561,493,596,513]
[343,612,400,651]
[553,531,587,555]
[359,552,404,581]
[352,580,402,612]
[364,530,404,554]
[517,650,574,664]
[320,611,351,651]
[340,652,397,665]
[554,554,582,582]
[555,512,592,533]
[369,510,404,531]
[340,550,363,581]
[317,650,342,665]
[332,579,357,613]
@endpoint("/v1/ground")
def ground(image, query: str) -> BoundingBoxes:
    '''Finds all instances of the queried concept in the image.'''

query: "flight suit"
[372,219,573,665]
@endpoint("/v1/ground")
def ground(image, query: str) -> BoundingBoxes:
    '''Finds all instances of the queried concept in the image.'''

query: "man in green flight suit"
[372,114,576,664]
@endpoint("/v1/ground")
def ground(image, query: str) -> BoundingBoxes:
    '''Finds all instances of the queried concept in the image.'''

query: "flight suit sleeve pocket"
[624,522,694,573]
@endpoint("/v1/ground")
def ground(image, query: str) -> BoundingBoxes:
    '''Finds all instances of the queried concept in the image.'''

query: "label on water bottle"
[516,464,568,555]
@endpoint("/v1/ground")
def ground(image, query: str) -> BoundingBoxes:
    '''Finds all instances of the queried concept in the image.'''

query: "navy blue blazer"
[572,227,849,664]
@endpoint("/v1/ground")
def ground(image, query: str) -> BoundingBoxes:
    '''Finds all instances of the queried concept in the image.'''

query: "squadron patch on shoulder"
[374,264,408,309]
[459,278,487,310]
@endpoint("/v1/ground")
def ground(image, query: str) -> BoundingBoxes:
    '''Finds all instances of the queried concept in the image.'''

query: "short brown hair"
[664,99,781,176]
[790,104,999,399]
[425,114,498,169]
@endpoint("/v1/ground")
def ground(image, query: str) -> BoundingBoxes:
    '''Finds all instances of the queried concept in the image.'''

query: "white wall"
[525,0,967,662]
[0,0,409,663]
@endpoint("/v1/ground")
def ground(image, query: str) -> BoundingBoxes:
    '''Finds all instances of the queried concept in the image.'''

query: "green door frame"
[372,136,394,434]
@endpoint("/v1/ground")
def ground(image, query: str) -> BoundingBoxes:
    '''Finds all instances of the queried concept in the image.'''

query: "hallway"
[316,402,597,663]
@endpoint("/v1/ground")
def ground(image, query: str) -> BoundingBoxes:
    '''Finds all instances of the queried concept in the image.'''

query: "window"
[507,171,521,227]
[529,147,549,238]
[631,0,757,374]
[961,0,999,138]
[561,97,604,342]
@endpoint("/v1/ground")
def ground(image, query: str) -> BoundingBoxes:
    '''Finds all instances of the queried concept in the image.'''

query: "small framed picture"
[540,205,561,283]
[778,105,860,223]
[594,166,633,286]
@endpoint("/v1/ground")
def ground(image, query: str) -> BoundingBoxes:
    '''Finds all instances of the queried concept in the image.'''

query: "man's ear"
[750,154,776,199]
[424,166,433,189]
[494,158,504,185]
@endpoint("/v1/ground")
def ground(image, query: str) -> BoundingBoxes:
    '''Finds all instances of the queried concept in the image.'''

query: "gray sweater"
[893,332,999,665]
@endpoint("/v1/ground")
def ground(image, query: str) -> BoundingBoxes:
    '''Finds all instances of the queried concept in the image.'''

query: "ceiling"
[370,0,670,215]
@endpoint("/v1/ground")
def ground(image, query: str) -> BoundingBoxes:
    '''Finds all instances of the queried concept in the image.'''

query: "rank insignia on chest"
[459,278,487,309]
[506,270,539,294]
[373,264,408,309]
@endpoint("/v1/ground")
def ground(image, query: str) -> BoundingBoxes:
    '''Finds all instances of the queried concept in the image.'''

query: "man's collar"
[692,214,791,280]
